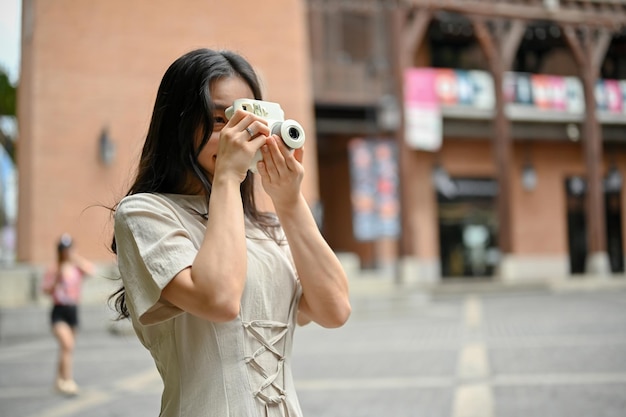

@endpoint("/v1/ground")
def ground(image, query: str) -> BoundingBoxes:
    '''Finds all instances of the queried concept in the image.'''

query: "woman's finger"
[248,135,267,151]
[294,148,304,163]
[256,160,268,177]
[243,120,270,138]
[225,108,251,126]
[230,110,270,138]
[268,136,288,171]
[261,140,279,180]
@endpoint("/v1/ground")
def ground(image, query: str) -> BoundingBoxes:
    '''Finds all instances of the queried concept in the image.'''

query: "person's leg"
[52,321,75,380]
[52,321,78,394]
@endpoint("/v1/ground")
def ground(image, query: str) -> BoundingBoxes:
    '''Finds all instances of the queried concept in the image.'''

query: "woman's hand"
[257,136,304,209]
[258,140,351,328]
[214,109,269,183]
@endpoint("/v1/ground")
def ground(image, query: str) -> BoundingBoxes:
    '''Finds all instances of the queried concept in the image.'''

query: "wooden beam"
[307,0,626,27]
[470,17,526,255]
[472,18,497,65]
[561,24,612,268]
[561,25,587,66]
[389,7,415,258]
[402,8,433,67]
[591,29,612,69]
[502,20,526,68]
[403,0,626,28]
[388,6,435,260]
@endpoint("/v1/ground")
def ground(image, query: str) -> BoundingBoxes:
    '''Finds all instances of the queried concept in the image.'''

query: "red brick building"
[17,0,626,284]
[18,0,318,265]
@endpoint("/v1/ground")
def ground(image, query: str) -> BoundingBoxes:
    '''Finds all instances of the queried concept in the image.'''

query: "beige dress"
[114,193,303,417]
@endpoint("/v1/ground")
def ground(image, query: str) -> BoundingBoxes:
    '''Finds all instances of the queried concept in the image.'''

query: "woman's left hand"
[257,135,304,210]
[259,136,351,328]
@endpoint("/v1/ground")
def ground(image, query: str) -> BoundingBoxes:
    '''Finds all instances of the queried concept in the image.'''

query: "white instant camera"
[225,98,306,172]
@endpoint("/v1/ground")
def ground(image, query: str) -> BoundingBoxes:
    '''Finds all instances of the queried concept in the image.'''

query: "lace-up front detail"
[243,320,291,417]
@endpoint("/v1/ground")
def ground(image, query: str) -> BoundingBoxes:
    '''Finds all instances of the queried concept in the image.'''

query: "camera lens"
[288,127,300,139]
[279,119,305,149]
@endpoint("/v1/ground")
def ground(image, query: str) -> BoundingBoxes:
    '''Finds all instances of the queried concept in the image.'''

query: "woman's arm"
[258,137,351,328]
[160,175,248,322]
[42,267,59,295]
[279,194,351,328]
[71,252,95,276]
[160,110,269,322]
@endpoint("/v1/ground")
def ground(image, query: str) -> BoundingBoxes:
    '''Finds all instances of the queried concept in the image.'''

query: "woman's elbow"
[215,302,241,322]
[195,295,241,322]
[321,302,352,329]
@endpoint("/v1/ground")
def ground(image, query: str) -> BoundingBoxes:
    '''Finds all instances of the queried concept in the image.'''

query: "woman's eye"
[214,116,227,124]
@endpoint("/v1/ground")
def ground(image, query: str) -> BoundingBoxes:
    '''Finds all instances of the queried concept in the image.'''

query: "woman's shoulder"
[114,193,172,225]
[117,193,202,215]
[115,193,209,232]
[117,192,169,209]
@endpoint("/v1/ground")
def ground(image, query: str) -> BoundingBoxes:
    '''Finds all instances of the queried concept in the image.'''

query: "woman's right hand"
[214,109,269,182]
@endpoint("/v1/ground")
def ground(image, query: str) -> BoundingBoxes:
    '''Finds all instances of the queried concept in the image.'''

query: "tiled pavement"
[1,278,625,417]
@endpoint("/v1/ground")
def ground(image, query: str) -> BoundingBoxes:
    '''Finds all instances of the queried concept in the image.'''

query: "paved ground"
[1,280,625,417]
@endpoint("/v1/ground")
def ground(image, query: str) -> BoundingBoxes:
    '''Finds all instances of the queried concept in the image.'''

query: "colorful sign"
[433,69,494,108]
[408,67,626,116]
[597,79,623,113]
[403,68,442,151]
[621,81,626,115]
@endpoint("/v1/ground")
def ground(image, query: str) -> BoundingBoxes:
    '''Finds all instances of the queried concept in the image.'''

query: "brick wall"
[18,0,317,264]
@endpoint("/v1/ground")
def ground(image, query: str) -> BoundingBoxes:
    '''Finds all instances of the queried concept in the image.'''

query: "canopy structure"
[310,0,626,275]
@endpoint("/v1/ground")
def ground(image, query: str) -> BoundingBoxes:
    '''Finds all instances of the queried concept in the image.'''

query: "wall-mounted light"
[566,123,580,142]
[521,163,537,191]
[544,0,560,11]
[99,127,115,166]
[432,164,457,198]
[521,141,537,191]
[377,94,401,132]
[606,166,622,192]
[568,176,585,196]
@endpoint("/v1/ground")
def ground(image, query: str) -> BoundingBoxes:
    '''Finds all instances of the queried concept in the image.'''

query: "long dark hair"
[109,48,279,319]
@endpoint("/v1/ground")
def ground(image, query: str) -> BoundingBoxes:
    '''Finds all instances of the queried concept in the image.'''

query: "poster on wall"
[565,77,585,113]
[434,69,495,108]
[404,68,442,151]
[597,79,624,113]
[504,72,533,105]
[621,81,626,115]
[531,74,567,110]
[467,70,495,109]
[348,138,401,241]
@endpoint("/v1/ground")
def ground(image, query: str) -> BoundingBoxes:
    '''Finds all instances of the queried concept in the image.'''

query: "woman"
[110,48,351,417]
[42,234,94,396]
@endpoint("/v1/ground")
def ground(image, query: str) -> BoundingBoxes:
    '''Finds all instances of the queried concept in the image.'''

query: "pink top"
[42,264,85,305]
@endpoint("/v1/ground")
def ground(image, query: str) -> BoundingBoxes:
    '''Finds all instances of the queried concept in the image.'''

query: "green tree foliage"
[0,68,16,116]
[0,67,17,162]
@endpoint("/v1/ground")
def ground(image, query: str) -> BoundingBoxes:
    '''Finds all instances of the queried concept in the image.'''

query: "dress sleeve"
[114,194,198,325]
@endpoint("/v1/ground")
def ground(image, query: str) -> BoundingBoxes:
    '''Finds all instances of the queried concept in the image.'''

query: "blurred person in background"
[110,48,350,417]
[42,233,95,396]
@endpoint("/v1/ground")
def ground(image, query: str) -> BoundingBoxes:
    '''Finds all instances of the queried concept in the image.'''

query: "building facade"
[309,0,626,282]
[16,0,626,284]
